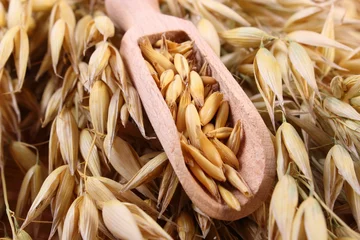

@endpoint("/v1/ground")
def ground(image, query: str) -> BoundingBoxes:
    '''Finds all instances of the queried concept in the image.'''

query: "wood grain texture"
[106,0,275,221]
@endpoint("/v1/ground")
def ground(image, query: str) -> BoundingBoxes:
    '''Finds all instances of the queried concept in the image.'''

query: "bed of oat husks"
[0,0,360,239]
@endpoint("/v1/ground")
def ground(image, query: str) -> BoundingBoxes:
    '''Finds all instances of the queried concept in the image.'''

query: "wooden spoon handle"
[105,0,161,32]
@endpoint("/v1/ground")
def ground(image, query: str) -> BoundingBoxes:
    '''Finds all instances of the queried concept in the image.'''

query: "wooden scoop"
[105,0,275,221]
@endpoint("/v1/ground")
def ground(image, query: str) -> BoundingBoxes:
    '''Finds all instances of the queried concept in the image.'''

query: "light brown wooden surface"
[106,0,275,221]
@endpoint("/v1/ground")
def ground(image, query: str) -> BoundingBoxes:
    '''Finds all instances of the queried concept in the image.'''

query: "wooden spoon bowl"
[106,0,275,221]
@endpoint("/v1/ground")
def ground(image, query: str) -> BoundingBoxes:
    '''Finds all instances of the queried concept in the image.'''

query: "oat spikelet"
[16,229,32,240]
[269,175,298,240]
[107,88,123,148]
[0,26,19,71]
[49,166,75,239]
[88,42,111,82]
[344,182,360,230]
[126,85,148,138]
[276,122,313,185]
[197,18,221,56]
[79,194,99,240]
[255,47,284,120]
[89,80,111,134]
[328,145,360,195]
[102,200,142,240]
[124,202,172,239]
[158,163,173,208]
[120,103,129,127]
[79,129,101,176]
[86,177,116,209]
[292,197,328,240]
[103,135,141,182]
[42,88,61,127]
[16,165,37,217]
[94,15,115,41]
[177,211,196,240]
[219,27,275,48]
[103,135,155,200]
[48,119,59,173]
[159,169,179,216]
[9,141,37,173]
[287,30,352,51]
[21,165,68,229]
[50,19,65,74]
[319,5,335,76]
[122,152,168,191]
[288,41,319,96]
[13,28,29,91]
[56,108,79,175]
[323,97,360,121]
[62,196,83,240]
[324,146,344,210]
